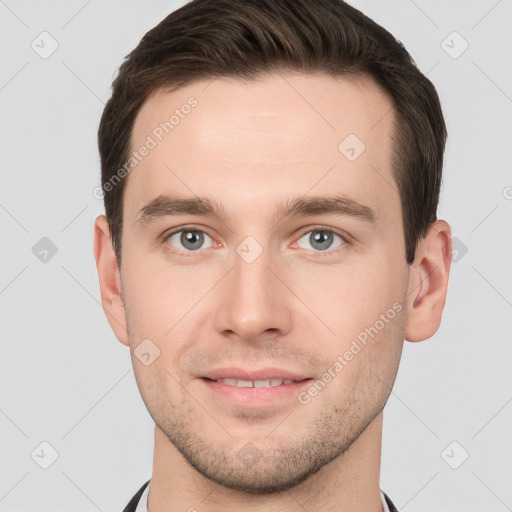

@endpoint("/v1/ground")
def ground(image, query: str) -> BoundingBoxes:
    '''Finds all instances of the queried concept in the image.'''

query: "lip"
[200,367,311,381]
[200,377,314,406]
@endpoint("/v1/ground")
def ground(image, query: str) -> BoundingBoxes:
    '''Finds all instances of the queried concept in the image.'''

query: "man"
[93,0,452,510]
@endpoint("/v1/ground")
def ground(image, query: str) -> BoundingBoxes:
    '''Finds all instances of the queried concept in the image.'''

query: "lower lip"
[200,378,314,406]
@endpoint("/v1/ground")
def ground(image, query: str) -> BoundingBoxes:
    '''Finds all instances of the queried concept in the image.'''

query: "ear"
[93,214,129,346]
[405,219,452,342]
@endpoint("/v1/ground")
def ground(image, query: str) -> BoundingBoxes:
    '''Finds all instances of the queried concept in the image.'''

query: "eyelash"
[160,225,349,258]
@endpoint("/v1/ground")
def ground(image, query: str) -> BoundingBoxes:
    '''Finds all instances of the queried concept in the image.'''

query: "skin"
[94,72,452,512]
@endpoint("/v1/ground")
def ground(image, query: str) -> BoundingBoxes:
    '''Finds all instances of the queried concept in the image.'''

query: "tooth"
[253,379,272,387]
[214,378,298,387]
[236,379,253,387]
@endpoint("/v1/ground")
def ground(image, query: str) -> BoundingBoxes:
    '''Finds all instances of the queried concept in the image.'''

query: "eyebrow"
[136,193,377,226]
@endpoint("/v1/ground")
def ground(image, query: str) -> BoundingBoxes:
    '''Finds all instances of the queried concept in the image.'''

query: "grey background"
[1,0,511,510]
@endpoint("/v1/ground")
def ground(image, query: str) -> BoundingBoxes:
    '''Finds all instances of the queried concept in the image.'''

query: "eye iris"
[310,231,333,250]
[181,230,204,250]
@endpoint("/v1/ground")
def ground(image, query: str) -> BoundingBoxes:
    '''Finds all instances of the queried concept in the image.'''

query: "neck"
[147,412,384,512]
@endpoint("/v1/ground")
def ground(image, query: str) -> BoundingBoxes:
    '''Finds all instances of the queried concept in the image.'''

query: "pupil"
[182,231,203,250]
[311,231,332,250]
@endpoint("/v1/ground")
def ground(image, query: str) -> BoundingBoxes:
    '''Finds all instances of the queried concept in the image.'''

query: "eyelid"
[160,224,213,241]
[160,224,351,255]
[291,226,349,253]
[294,225,349,241]
[161,225,218,255]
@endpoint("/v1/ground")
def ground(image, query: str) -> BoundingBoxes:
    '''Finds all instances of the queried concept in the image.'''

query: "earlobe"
[405,220,452,342]
[93,215,130,346]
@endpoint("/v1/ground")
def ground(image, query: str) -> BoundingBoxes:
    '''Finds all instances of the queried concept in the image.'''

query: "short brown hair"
[98,0,447,266]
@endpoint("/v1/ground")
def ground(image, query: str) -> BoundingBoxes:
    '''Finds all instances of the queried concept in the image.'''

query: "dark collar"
[122,481,400,512]
[122,480,150,512]
[382,491,400,512]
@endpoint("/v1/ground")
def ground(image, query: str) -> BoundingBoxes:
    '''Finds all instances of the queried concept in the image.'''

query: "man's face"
[119,73,410,492]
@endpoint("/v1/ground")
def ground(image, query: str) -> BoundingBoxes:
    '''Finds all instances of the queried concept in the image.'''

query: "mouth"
[203,377,310,388]
[199,374,315,407]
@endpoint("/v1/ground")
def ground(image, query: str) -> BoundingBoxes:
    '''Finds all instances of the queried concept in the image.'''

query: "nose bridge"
[214,238,292,340]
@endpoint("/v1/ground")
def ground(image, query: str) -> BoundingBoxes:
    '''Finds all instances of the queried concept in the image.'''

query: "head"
[94,0,451,494]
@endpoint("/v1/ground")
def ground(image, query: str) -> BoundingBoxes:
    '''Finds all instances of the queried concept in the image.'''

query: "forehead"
[125,72,398,228]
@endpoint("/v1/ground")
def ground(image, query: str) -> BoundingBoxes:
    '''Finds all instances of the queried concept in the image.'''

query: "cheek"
[121,255,203,377]
[131,360,185,423]
[121,249,204,337]
[305,257,407,339]
[333,299,407,404]
[307,258,408,393]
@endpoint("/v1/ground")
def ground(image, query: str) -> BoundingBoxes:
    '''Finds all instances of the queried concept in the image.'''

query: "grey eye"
[296,230,344,252]
[168,230,213,252]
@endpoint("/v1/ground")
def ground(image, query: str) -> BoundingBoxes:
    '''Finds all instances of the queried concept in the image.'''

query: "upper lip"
[201,367,311,381]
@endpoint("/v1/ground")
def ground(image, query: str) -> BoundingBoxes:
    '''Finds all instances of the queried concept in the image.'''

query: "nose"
[213,242,293,344]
